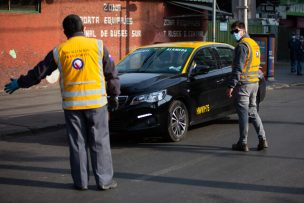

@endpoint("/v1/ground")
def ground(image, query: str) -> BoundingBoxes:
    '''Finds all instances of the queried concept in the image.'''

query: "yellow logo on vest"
[72,58,84,70]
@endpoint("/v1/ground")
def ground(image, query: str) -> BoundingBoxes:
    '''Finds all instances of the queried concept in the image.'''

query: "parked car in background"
[109,42,266,142]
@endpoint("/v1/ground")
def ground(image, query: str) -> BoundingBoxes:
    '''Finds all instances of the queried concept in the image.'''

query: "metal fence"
[207,21,264,45]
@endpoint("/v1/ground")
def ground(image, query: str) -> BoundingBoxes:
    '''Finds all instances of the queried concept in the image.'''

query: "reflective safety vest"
[239,37,260,83]
[53,36,107,110]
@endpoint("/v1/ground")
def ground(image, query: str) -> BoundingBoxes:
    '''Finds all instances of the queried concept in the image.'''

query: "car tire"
[164,100,189,142]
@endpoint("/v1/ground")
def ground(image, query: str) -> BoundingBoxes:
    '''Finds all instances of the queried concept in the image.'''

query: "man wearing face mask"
[226,21,268,152]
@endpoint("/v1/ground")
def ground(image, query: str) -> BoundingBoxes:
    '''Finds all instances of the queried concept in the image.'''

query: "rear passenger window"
[216,47,233,68]
[192,48,217,71]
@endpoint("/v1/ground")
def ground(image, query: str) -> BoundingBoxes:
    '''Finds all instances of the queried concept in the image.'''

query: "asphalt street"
[0,85,303,203]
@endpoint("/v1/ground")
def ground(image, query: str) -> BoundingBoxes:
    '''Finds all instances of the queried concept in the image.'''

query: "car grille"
[109,120,125,131]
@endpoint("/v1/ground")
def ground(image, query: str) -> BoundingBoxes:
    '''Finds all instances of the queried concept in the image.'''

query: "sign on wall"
[80,3,141,39]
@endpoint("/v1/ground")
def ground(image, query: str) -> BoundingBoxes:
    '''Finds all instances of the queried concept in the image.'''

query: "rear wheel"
[164,100,189,142]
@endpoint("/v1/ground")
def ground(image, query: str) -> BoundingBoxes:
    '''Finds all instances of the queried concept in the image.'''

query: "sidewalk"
[0,62,303,137]
[0,85,65,137]
[266,61,304,90]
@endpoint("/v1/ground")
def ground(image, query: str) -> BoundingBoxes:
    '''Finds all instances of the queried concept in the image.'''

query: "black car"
[109,42,266,142]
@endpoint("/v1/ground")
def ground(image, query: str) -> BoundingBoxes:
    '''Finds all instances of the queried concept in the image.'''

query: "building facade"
[0,0,211,88]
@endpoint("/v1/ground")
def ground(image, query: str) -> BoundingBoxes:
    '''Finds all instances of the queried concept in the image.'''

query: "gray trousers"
[234,83,266,144]
[64,106,113,188]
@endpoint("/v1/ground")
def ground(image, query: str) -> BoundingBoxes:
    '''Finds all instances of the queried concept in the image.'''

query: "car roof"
[140,41,231,49]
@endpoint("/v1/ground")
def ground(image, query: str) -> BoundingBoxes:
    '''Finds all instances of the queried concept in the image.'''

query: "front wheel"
[164,100,189,142]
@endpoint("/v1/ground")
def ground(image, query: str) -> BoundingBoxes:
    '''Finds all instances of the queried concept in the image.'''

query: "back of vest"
[53,36,107,110]
[240,37,260,83]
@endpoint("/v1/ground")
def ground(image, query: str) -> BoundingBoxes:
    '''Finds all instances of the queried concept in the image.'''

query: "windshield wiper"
[140,49,167,73]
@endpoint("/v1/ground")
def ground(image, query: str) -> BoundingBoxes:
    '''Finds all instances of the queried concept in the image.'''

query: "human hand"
[226,88,234,98]
[108,96,119,111]
[4,78,19,94]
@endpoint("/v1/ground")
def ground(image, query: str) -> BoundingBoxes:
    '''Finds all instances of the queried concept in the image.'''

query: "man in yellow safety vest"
[4,14,120,190]
[226,21,268,152]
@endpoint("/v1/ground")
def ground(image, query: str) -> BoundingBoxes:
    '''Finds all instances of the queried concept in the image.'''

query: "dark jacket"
[17,33,120,97]
[288,38,302,61]
[227,34,250,88]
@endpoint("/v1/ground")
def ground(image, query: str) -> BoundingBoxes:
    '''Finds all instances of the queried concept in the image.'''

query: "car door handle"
[216,78,224,83]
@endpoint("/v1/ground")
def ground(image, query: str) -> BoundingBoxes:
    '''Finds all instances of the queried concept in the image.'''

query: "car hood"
[118,72,181,95]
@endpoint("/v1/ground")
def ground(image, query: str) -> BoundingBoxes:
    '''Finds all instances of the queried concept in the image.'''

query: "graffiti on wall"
[79,2,207,41]
[80,3,141,39]
[163,18,207,40]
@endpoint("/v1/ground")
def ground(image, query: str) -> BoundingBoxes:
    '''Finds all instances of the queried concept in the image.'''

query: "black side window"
[216,47,233,68]
[191,48,217,72]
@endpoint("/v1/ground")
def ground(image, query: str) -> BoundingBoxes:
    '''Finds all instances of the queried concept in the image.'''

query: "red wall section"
[0,0,207,89]
[0,1,61,88]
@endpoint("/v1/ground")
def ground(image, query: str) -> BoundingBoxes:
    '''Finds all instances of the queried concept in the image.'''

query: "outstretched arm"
[4,50,58,94]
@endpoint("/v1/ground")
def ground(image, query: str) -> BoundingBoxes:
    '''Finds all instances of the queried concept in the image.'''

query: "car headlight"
[130,90,167,105]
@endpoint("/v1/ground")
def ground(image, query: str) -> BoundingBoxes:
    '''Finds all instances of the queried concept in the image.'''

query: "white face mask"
[233,32,242,41]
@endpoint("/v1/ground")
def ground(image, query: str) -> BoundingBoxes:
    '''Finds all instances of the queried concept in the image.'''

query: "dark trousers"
[291,59,302,74]
[64,106,114,188]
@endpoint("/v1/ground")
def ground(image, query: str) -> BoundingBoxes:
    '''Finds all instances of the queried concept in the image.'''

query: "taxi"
[110,42,266,142]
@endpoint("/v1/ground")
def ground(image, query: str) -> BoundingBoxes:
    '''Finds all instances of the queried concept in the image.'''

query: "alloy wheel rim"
[170,106,186,138]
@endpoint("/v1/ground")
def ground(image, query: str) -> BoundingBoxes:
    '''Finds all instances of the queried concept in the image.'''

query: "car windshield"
[116,47,193,74]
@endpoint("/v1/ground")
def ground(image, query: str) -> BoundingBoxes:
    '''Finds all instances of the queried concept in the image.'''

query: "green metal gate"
[207,21,264,45]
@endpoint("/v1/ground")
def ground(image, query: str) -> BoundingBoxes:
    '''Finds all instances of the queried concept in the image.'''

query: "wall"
[0,0,163,89]
[0,0,209,89]
[0,0,61,89]
[163,3,208,42]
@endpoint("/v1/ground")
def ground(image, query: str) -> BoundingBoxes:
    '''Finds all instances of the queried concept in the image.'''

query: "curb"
[266,82,304,90]
[0,124,66,138]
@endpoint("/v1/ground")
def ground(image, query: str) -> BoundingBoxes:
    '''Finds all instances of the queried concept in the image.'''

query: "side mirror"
[190,64,210,76]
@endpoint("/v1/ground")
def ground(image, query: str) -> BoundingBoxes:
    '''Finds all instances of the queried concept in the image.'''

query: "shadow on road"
[0,177,74,191]
[1,115,303,148]
[114,171,304,195]
[0,164,303,195]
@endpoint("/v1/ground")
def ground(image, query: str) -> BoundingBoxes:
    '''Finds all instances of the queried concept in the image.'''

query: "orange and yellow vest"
[239,37,260,83]
[53,36,107,110]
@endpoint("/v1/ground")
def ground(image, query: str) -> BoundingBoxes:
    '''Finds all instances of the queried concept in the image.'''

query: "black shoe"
[297,73,303,76]
[74,185,88,191]
[98,180,118,190]
[257,139,268,151]
[232,142,249,152]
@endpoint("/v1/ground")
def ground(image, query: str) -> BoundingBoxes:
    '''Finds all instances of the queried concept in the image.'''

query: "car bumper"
[109,100,170,133]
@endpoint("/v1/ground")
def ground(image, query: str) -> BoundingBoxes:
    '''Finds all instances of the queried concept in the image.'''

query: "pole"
[244,0,248,31]
[213,0,216,42]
